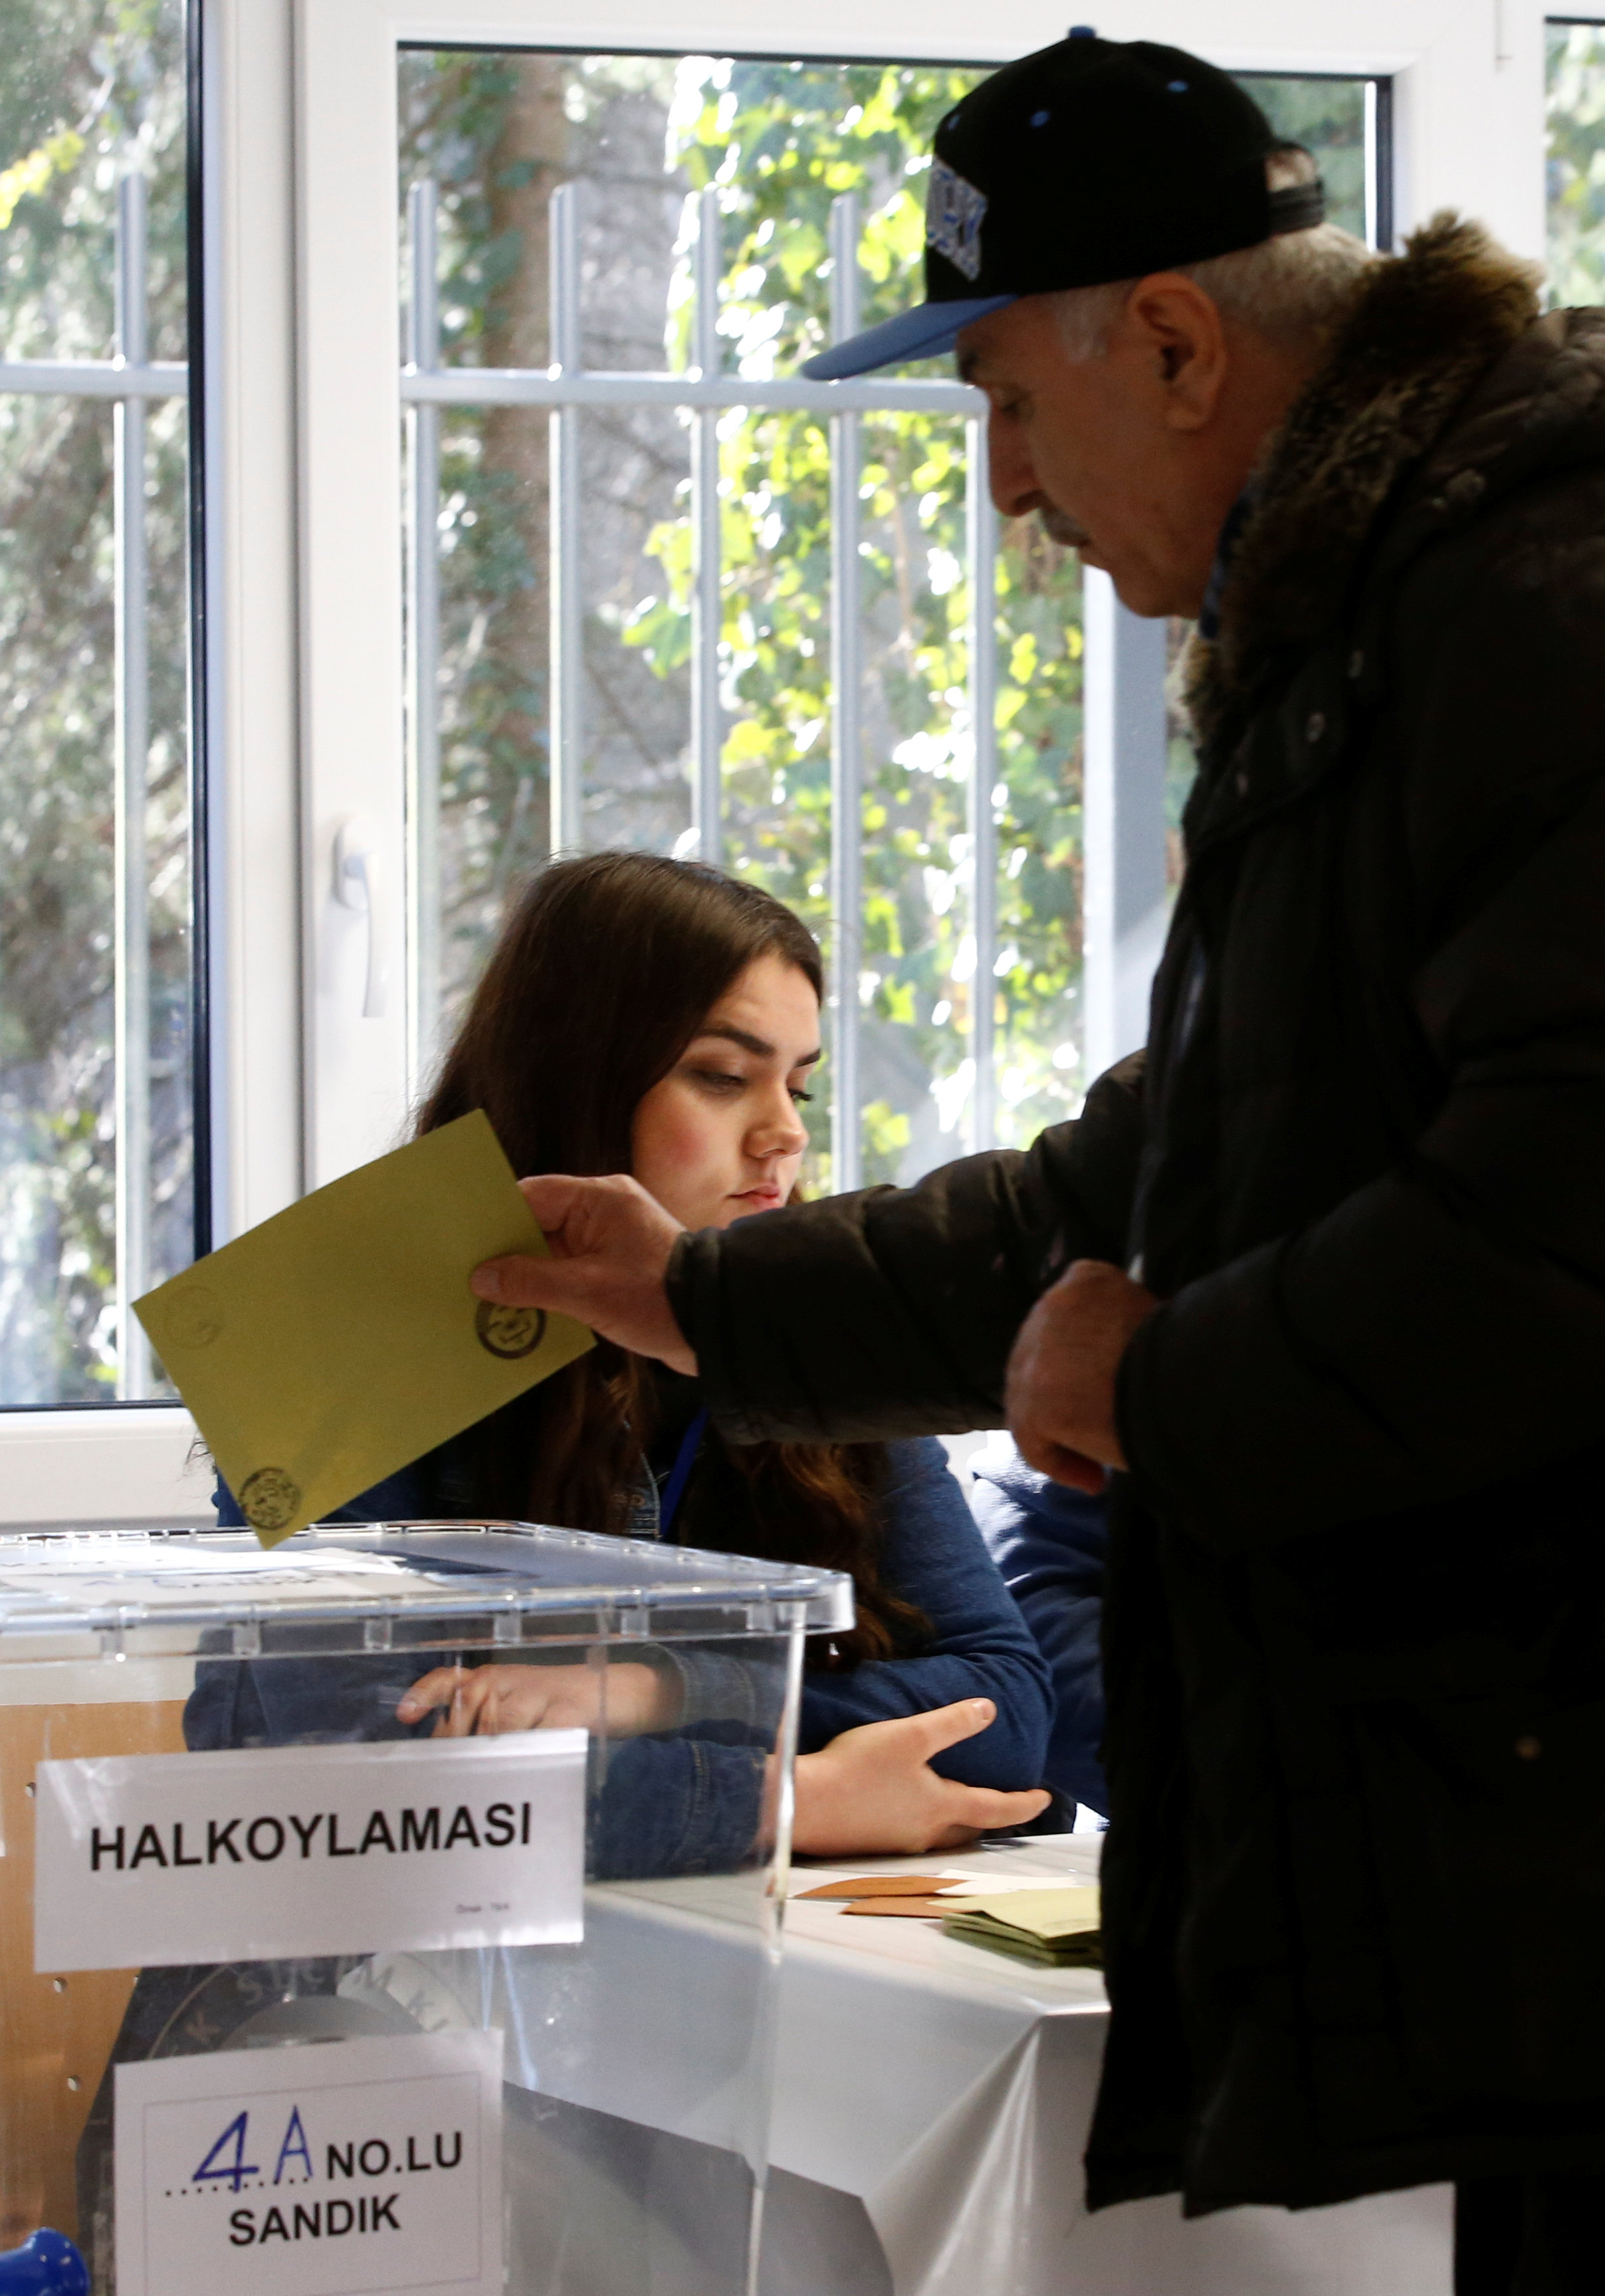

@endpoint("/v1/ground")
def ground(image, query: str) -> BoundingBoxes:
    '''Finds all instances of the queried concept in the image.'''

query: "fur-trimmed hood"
[1186,215,1548,757]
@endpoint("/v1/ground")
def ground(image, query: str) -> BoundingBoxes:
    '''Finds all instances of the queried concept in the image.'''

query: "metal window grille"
[0,174,188,1399]
[402,72,1385,1185]
[401,181,995,1188]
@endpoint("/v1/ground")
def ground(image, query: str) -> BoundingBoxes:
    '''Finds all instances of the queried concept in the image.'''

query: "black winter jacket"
[667,217,1605,2214]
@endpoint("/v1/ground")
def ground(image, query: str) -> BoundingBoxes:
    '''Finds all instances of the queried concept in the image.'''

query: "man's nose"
[988,406,1045,520]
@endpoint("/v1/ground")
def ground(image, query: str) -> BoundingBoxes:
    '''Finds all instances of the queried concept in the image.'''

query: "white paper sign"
[114,2029,502,2296]
[35,1732,586,1972]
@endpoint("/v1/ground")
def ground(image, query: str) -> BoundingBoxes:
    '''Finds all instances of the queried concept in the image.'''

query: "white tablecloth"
[761,1833,1453,2296]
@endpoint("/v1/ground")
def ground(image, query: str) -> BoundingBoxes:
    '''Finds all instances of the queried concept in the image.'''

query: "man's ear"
[1121,273,1229,433]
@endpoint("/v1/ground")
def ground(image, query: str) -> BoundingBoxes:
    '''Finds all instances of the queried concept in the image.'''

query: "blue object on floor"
[0,2231,90,2295]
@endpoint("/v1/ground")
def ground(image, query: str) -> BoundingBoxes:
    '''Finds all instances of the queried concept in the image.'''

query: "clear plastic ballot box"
[0,1522,851,2296]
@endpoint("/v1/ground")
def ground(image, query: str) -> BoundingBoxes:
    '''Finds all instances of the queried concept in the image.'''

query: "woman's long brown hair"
[418,851,926,1666]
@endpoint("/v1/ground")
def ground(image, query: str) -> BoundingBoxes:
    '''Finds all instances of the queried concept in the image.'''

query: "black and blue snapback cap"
[802,29,1324,380]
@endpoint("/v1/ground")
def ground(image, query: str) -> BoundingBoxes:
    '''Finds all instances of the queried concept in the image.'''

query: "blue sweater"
[790,1438,1051,1783]
[208,1433,1051,1874]
[968,1436,1109,1816]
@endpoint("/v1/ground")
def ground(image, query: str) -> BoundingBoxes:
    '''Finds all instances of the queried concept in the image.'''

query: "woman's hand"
[791,1699,1051,1857]
[396,1660,678,1738]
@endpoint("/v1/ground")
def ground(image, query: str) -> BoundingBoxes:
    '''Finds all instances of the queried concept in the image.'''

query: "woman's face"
[631,953,819,1232]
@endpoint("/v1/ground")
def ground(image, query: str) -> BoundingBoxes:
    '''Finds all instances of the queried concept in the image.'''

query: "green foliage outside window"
[0,0,189,1403]
[401,53,1086,1188]
[657,59,1089,1181]
[1547,23,1605,309]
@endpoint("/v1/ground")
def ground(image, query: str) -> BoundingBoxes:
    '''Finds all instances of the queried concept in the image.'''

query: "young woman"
[214,852,1051,1860]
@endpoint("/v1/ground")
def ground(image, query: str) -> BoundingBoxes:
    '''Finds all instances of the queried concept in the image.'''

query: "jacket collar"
[1184,215,1543,762]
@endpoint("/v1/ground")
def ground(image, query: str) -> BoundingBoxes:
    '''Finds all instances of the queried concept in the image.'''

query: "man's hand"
[790,1699,1051,1857]
[471,1173,697,1373]
[1006,1258,1157,1492]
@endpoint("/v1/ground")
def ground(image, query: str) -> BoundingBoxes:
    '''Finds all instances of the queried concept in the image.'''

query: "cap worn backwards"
[802,31,1325,381]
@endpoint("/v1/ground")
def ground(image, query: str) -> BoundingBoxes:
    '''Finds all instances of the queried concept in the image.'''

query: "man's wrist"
[665,1225,755,1436]
[662,1228,697,1331]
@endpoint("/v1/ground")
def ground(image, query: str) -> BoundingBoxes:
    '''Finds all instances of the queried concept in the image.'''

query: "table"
[762,1833,1453,2296]
[350,1833,1455,2295]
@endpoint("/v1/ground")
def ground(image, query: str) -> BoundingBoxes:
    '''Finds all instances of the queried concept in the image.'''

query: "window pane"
[0,0,191,1404]
[399,49,1085,1182]
[1547,21,1605,305]
[1236,74,1372,242]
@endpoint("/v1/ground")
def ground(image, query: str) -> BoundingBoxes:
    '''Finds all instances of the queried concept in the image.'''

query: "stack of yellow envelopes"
[940,1885,1102,1968]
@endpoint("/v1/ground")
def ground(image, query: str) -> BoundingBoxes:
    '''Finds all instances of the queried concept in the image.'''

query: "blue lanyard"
[657,1407,709,1537]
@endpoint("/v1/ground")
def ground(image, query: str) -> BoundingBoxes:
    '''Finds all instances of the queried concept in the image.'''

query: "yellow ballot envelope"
[939,1886,1103,1968]
[135,1110,593,1544]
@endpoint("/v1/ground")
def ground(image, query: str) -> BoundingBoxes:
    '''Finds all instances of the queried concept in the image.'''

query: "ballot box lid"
[0,1521,855,1652]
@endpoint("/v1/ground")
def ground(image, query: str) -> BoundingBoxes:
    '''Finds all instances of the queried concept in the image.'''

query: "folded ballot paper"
[939,1885,1103,1968]
[135,1111,593,1546]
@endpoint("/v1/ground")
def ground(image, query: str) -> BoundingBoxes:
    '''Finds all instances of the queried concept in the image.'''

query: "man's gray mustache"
[1038,507,1093,548]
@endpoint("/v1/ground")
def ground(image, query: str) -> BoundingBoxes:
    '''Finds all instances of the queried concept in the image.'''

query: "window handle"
[332,816,389,1018]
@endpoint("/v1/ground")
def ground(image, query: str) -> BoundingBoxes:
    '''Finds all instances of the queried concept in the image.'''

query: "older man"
[475,34,1605,2292]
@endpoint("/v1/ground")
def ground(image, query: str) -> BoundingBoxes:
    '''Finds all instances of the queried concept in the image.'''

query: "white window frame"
[0,0,1552,1518]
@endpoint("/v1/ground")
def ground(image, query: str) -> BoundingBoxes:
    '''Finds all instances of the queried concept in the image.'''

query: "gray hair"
[1049,147,1377,360]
